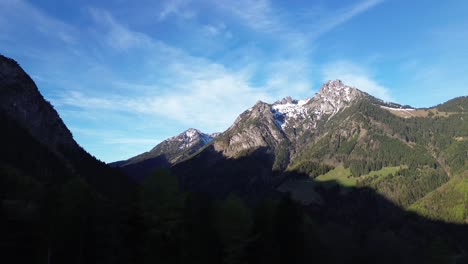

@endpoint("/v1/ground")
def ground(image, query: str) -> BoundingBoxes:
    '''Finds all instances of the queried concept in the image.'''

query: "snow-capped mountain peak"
[271,97,311,129]
[118,128,221,168]
[165,128,216,150]
[270,80,363,130]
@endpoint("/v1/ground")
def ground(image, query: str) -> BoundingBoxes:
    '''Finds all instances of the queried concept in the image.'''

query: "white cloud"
[322,61,394,102]
[88,8,153,50]
[202,23,232,38]
[207,0,385,89]
[158,0,195,21]
[204,24,221,36]
[264,59,313,99]
[309,0,384,38]
[53,5,387,136]
[55,91,117,110]
[41,9,272,132]
[56,64,273,132]
[4,1,386,162]
[213,0,275,32]
[213,0,383,40]
[212,0,311,53]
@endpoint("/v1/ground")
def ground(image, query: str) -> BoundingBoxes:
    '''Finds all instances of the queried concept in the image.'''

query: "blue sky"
[1,0,467,162]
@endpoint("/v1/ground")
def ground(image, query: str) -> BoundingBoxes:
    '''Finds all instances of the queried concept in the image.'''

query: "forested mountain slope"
[0,55,135,263]
[172,80,468,219]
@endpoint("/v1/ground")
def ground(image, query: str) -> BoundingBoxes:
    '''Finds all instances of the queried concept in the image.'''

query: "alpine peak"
[165,128,214,147]
[113,127,220,172]
[318,80,361,101]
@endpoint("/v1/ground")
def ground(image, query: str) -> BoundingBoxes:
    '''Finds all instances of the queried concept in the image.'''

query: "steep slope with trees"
[0,55,135,263]
[172,80,468,214]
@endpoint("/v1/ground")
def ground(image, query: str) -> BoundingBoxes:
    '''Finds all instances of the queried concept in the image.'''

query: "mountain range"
[1,54,467,263]
[113,78,468,223]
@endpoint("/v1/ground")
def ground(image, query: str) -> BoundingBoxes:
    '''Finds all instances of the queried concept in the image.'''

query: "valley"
[1,54,467,263]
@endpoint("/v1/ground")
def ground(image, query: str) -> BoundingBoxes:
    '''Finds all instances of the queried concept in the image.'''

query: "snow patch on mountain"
[271,97,311,129]
[380,106,416,119]
[209,132,222,139]
[270,80,362,130]
[164,128,216,150]
[380,106,415,111]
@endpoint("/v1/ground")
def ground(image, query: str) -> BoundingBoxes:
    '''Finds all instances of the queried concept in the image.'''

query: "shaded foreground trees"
[133,170,325,264]
[2,168,466,263]
[129,170,468,264]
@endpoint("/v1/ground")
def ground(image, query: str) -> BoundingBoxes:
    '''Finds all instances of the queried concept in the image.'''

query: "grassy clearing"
[358,166,405,183]
[315,166,356,187]
[381,106,459,119]
[280,166,400,204]
[314,165,406,188]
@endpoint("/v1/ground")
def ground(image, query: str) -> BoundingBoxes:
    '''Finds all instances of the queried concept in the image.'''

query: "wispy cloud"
[88,8,153,50]
[0,0,76,44]
[322,61,394,102]
[202,23,232,38]
[1,1,387,162]
[213,0,383,40]
[207,0,385,92]
[158,0,195,21]
[264,59,313,98]
[309,0,384,38]
[55,91,119,110]
[213,0,276,32]
[50,8,316,133]
[55,65,273,132]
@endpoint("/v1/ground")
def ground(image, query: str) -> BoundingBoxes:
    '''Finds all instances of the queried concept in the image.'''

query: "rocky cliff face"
[214,101,286,158]
[307,80,365,119]
[123,80,373,177]
[212,80,366,161]
[171,80,379,198]
[172,79,467,211]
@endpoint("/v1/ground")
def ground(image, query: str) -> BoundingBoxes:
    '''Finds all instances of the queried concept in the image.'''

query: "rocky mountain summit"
[126,78,383,173]
[106,74,467,225]
[121,79,392,174]
[308,80,365,118]
[167,128,217,150]
[212,80,368,163]
[111,128,219,177]
[272,80,364,130]
[172,79,467,215]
